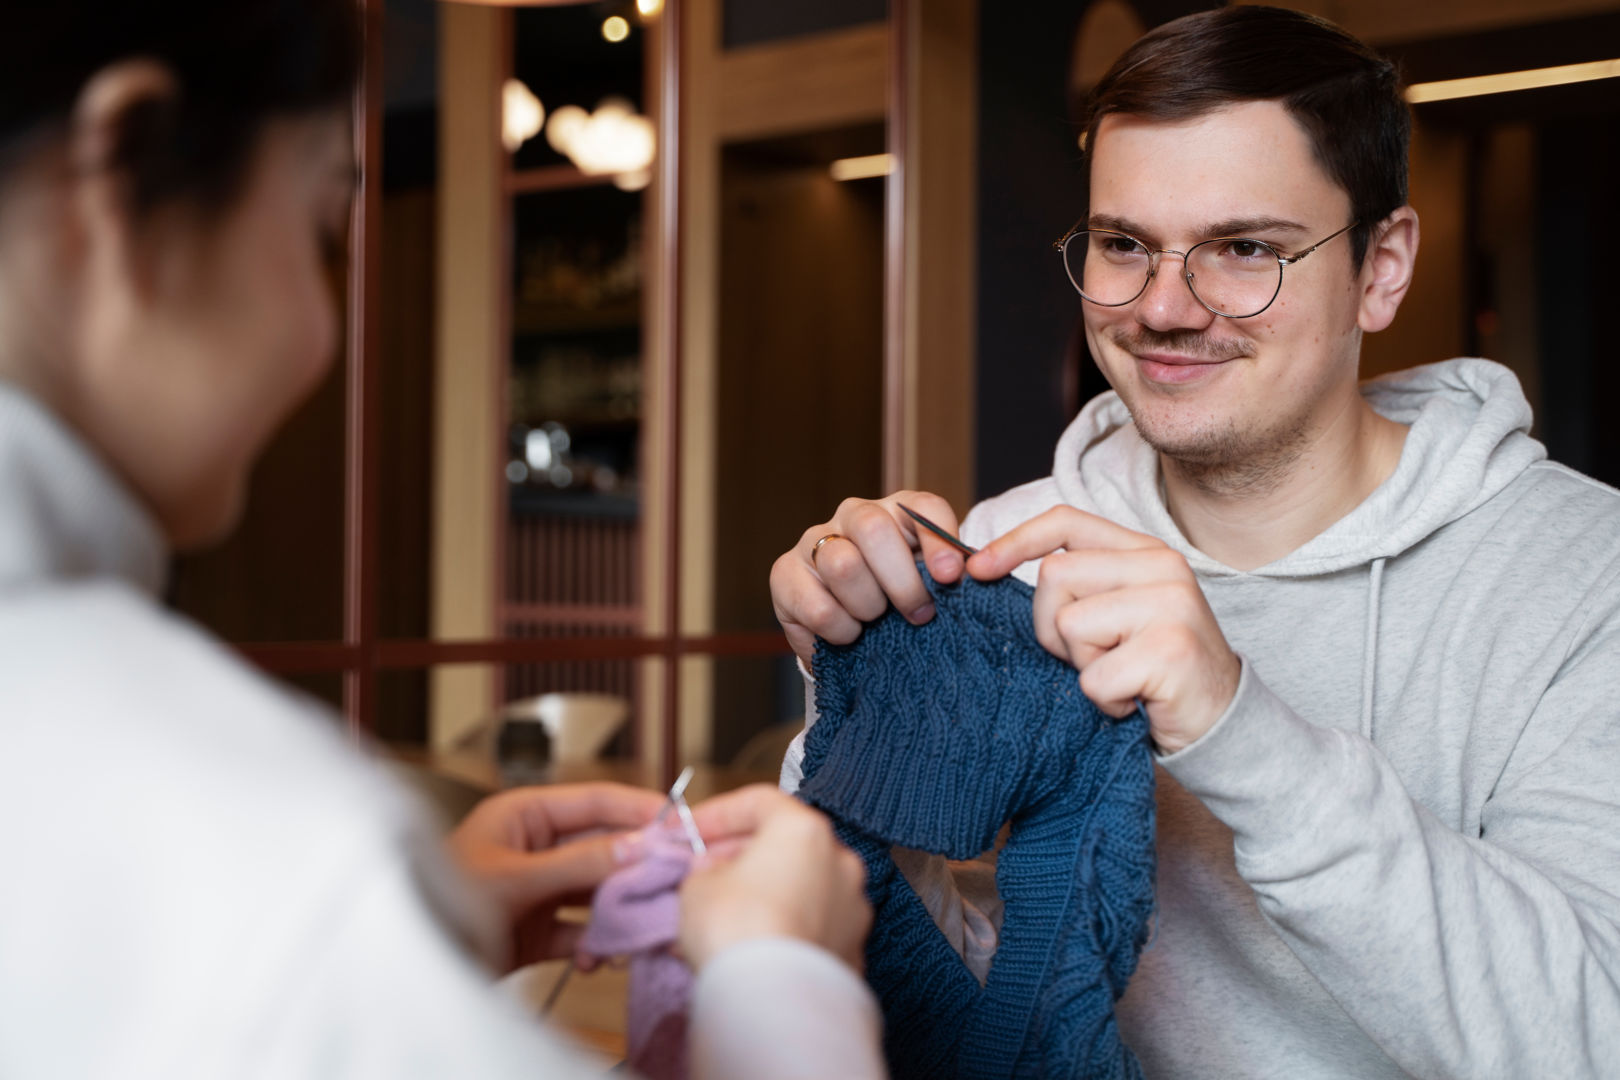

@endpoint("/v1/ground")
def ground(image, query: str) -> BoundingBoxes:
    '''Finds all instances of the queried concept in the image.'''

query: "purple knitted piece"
[578,828,695,1080]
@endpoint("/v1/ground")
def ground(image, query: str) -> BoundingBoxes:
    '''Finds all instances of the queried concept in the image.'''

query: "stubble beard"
[1133,404,1312,498]
[1106,328,1311,499]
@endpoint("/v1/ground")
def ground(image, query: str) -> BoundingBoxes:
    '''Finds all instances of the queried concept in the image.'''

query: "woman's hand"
[447,782,664,971]
[680,785,871,973]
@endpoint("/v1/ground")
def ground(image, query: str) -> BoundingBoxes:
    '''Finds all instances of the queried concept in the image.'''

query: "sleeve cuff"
[780,656,817,793]
[1156,655,1342,842]
[690,937,884,1080]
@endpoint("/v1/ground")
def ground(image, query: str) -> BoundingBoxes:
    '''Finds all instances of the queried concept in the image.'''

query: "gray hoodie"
[784,358,1620,1078]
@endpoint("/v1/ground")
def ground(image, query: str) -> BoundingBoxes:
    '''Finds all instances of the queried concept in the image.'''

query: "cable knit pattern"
[799,566,1156,1080]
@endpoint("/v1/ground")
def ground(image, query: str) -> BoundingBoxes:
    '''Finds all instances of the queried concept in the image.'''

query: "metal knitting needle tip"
[654,764,697,827]
[898,503,978,557]
[675,797,707,856]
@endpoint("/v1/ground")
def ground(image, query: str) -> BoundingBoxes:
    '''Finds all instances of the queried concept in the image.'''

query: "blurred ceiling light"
[1405,58,1620,103]
[829,153,893,181]
[602,14,630,42]
[614,168,652,192]
[637,0,663,15]
[501,78,545,153]
[546,97,657,182]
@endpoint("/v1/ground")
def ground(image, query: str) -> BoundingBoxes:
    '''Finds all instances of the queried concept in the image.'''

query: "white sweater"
[0,382,882,1080]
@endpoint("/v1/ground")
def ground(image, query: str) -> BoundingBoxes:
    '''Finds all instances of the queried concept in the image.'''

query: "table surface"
[388,746,779,802]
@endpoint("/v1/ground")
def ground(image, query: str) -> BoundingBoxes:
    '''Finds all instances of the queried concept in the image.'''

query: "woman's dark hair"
[1081,5,1409,266]
[4,1,361,213]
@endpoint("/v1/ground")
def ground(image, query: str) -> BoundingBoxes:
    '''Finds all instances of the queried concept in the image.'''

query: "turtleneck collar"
[0,379,168,597]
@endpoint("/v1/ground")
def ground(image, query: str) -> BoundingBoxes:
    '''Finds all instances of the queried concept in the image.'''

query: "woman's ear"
[1357,206,1419,334]
[68,59,180,294]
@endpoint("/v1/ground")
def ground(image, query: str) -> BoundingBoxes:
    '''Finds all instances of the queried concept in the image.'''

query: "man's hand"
[447,783,664,971]
[680,786,871,973]
[968,506,1241,754]
[770,491,968,667]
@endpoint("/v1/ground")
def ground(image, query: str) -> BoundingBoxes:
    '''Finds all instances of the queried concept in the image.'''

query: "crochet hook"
[899,503,978,557]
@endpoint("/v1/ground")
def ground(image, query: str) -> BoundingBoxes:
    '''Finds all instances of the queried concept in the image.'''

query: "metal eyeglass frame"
[1053,220,1359,319]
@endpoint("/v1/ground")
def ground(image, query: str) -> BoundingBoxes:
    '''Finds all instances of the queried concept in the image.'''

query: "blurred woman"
[0,4,879,1077]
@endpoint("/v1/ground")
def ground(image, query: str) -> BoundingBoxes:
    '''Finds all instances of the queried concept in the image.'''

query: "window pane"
[681,653,804,778]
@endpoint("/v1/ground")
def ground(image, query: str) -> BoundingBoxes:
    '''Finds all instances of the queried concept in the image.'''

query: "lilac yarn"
[577,828,695,1080]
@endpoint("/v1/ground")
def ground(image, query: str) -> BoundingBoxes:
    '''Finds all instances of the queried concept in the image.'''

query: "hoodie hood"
[1052,358,1547,578]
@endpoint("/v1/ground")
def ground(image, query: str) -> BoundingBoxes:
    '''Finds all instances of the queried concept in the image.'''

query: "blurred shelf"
[506,164,618,195]
[516,413,639,432]
[512,298,641,336]
[501,602,641,628]
[509,488,640,520]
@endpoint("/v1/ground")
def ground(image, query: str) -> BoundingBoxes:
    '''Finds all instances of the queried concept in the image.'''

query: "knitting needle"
[652,764,706,855]
[546,766,700,1016]
[899,503,979,557]
[653,764,695,827]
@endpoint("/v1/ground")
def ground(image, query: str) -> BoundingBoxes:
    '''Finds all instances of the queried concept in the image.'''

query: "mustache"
[1109,329,1255,362]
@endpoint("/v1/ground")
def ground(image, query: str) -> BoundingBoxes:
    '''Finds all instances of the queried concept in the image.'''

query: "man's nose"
[1135,251,1216,332]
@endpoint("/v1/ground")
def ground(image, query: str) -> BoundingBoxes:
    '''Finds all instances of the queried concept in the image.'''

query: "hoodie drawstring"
[1360,557,1387,741]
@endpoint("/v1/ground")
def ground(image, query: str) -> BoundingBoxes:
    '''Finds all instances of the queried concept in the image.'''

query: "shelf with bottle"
[506,339,640,519]
[510,193,643,336]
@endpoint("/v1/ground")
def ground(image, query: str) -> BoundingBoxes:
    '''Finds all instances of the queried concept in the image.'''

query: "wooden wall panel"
[430,3,505,749]
[717,24,889,141]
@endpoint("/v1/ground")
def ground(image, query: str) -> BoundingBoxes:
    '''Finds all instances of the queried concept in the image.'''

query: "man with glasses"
[770,5,1620,1077]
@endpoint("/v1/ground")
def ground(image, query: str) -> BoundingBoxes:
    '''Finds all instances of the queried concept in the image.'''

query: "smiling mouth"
[1134,352,1233,366]
[1132,351,1241,385]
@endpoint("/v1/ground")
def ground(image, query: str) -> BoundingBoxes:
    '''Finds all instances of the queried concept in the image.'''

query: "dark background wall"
[972,0,1211,502]
[723,0,887,49]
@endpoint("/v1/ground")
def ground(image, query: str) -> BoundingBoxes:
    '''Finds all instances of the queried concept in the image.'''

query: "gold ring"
[811,533,846,569]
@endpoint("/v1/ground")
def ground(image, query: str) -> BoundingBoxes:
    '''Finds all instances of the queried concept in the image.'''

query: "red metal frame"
[506,164,615,195]
[882,0,910,495]
[655,0,686,786]
[251,0,789,775]
[342,0,385,736]
[241,631,785,677]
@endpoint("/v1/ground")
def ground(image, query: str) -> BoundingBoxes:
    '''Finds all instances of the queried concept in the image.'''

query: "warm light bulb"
[636,0,663,15]
[501,78,544,153]
[614,168,652,191]
[602,15,630,43]
[546,105,589,156]
[545,100,657,177]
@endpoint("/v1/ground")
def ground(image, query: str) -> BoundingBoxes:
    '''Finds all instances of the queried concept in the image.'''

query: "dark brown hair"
[1081,5,1409,266]
[3,1,361,214]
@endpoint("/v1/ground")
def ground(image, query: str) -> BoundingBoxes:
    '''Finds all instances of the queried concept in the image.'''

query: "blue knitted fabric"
[799,566,1155,1080]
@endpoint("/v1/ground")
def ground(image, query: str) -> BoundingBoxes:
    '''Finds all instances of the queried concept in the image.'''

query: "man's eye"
[1223,240,1267,260]
[1101,236,1146,257]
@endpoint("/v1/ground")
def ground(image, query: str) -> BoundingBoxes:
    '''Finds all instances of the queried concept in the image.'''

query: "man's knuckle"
[819,542,864,581]
[802,593,846,628]
[1055,602,1088,640]
[845,503,892,543]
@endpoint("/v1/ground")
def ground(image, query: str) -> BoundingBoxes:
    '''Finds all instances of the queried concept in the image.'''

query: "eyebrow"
[1086,213,1312,243]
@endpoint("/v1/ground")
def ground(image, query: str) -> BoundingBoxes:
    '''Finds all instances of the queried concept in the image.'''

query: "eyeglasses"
[1053,221,1358,319]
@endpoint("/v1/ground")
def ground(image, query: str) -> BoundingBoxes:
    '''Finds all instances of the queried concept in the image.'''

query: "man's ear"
[1357,206,1419,334]
[68,59,180,292]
